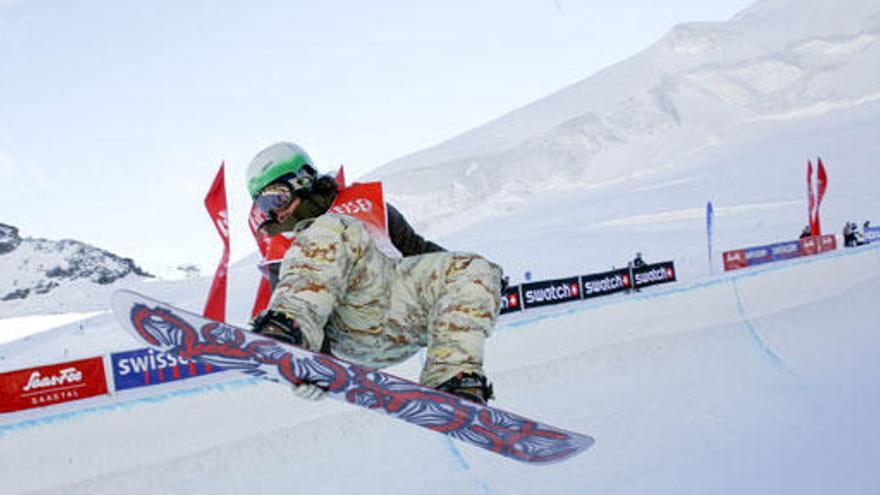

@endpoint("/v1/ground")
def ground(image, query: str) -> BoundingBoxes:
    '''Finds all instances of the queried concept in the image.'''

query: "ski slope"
[1,244,878,494]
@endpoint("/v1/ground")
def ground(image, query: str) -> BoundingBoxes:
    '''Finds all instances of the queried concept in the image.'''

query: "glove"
[292,381,329,401]
[253,311,327,400]
[252,310,304,346]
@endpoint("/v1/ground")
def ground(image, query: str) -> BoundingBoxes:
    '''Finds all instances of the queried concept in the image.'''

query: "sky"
[0,0,755,277]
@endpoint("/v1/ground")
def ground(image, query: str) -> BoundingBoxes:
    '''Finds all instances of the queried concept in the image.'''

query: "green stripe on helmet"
[247,154,310,198]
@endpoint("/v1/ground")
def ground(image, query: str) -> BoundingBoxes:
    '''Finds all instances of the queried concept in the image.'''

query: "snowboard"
[111,290,594,464]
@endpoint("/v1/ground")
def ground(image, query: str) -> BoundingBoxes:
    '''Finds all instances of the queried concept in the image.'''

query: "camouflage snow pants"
[267,214,503,388]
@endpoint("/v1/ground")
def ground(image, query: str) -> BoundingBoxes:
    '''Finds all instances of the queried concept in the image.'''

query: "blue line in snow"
[445,436,471,470]
[420,352,496,495]
[729,279,786,369]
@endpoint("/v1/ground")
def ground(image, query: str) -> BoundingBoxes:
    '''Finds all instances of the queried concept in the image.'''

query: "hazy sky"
[0,0,755,277]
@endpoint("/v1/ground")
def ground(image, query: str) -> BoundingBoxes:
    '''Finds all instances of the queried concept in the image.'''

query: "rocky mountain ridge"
[0,222,152,305]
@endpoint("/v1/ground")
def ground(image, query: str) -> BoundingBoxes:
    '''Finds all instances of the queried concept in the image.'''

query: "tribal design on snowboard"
[114,290,593,464]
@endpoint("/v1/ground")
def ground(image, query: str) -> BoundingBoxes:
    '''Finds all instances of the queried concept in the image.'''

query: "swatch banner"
[520,276,582,310]
[111,347,224,392]
[581,268,631,300]
[500,284,523,315]
[864,226,880,244]
[632,262,677,289]
[0,356,109,413]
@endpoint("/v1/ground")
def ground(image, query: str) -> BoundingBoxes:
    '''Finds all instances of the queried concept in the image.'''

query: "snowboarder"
[246,142,503,404]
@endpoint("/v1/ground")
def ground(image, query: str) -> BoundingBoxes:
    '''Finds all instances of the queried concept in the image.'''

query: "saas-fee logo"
[0,357,108,413]
[22,367,83,392]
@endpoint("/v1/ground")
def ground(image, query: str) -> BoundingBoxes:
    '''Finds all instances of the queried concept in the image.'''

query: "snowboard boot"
[436,372,495,405]
[251,310,304,347]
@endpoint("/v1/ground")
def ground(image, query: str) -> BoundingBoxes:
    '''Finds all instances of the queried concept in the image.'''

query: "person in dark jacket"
[843,221,864,247]
[246,142,502,404]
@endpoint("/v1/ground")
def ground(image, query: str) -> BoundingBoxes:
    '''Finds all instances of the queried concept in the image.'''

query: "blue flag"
[707,201,714,275]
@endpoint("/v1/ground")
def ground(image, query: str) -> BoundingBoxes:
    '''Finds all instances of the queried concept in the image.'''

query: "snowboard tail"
[112,290,593,464]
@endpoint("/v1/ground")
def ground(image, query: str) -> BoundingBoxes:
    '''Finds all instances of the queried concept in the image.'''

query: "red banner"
[327,182,388,234]
[814,158,828,235]
[807,158,829,236]
[204,163,229,322]
[0,357,109,413]
[807,160,816,235]
[723,249,748,271]
[801,234,836,256]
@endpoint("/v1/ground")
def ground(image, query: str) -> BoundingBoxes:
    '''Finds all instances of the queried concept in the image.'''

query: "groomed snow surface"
[1,244,878,494]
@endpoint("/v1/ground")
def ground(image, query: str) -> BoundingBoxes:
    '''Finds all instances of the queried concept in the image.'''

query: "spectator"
[628,252,646,293]
[632,252,646,268]
[799,225,812,239]
[854,223,866,246]
[843,222,861,247]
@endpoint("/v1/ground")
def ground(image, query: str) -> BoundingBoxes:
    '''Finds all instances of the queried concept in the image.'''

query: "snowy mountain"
[0,223,153,317]
[369,0,880,243]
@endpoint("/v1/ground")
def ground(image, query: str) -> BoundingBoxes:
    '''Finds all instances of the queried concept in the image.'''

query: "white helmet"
[245,142,317,198]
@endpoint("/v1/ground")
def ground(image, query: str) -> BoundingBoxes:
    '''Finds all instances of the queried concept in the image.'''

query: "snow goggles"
[249,182,295,231]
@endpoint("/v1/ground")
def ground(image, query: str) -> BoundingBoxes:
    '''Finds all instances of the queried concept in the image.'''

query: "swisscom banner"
[0,356,109,413]
[521,276,582,310]
[111,347,224,391]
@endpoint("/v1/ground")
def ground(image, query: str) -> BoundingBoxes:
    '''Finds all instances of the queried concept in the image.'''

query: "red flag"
[251,277,271,319]
[814,158,828,235]
[248,198,271,318]
[204,163,230,321]
[807,160,817,235]
[335,165,346,190]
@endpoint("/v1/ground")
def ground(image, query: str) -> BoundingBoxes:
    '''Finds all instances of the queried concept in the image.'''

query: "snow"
[2,0,880,493]
[1,246,878,494]
[0,311,104,346]
[367,0,880,242]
